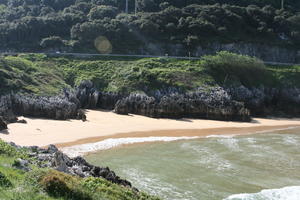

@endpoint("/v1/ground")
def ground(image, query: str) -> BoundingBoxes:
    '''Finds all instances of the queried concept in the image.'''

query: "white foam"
[206,135,235,138]
[61,136,199,157]
[224,186,300,200]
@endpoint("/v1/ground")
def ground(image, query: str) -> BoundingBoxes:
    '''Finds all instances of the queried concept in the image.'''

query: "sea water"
[84,129,300,200]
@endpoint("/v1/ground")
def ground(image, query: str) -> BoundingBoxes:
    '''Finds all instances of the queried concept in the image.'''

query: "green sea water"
[85,129,300,200]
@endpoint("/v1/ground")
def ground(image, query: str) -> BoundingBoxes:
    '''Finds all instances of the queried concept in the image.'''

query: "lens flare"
[94,36,112,54]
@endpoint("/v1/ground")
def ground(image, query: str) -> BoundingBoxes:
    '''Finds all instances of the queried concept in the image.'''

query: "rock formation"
[114,87,251,122]
[228,86,300,117]
[1,81,300,129]
[9,143,133,189]
[0,117,7,131]
[0,92,86,130]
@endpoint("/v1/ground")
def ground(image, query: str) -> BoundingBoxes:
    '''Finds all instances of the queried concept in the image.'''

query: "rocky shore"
[1,81,300,130]
[10,142,133,189]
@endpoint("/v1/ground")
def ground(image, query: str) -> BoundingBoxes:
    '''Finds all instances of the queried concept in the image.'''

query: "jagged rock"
[228,86,300,117]
[0,95,17,123]
[37,154,52,162]
[13,158,30,171]
[23,144,133,188]
[8,142,21,149]
[52,152,70,173]
[0,116,7,131]
[76,81,124,110]
[114,88,251,122]
[47,144,59,154]
[16,119,27,124]
[77,109,86,121]
[73,156,92,168]
[12,94,79,120]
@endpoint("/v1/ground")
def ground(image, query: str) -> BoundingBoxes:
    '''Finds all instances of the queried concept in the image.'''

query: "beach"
[0,109,300,149]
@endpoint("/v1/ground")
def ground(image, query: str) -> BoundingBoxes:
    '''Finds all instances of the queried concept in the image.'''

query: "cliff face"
[1,81,300,128]
[140,42,299,63]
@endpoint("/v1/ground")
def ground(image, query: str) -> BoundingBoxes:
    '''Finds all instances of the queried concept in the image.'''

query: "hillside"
[1,53,299,96]
[0,0,299,57]
[0,139,159,200]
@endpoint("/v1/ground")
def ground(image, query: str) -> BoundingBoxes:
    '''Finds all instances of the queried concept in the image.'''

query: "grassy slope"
[0,140,159,200]
[0,53,300,96]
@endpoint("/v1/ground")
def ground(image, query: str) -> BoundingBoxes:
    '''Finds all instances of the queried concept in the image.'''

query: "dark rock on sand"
[114,87,251,122]
[228,86,300,117]
[0,117,7,131]
[16,119,27,124]
[76,80,124,110]
[0,95,18,123]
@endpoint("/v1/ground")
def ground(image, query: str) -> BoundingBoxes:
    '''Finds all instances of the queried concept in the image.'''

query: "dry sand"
[0,109,300,148]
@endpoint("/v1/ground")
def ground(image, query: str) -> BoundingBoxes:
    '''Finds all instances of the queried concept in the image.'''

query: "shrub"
[201,51,274,87]
[40,36,65,49]
[0,140,18,157]
[0,140,28,159]
[0,171,12,188]
[39,170,91,199]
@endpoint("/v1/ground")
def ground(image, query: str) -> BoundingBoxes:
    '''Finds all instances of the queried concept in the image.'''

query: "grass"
[1,52,299,96]
[0,140,160,200]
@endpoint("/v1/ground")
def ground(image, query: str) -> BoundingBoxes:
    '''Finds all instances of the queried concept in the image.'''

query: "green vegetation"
[1,52,300,96]
[0,55,69,95]
[0,139,159,200]
[0,0,299,53]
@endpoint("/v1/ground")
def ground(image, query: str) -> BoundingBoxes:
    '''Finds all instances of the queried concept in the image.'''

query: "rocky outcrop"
[0,117,7,131]
[12,94,79,120]
[114,87,251,122]
[10,143,132,189]
[76,80,124,110]
[228,86,300,117]
[2,81,300,127]
[0,93,86,130]
[0,95,17,123]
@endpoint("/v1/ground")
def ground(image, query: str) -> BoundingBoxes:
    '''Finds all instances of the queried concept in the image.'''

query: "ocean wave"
[61,136,199,157]
[224,186,300,200]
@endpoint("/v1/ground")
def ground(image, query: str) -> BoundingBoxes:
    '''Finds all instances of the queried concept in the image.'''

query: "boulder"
[13,158,30,171]
[0,117,7,131]
[52,152,70,173]
[47,144,59,154]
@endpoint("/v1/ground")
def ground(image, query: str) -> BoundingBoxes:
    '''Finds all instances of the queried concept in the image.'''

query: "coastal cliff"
[2,81,300,130]
[1,52,300,128]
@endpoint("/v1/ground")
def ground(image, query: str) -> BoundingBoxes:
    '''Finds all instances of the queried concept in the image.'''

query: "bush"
[201,51,274,87]
[0,171,12,188]
[0,140,28,158]
[0,140,18,157]
[40,36,65,49]
[39,170,91,199]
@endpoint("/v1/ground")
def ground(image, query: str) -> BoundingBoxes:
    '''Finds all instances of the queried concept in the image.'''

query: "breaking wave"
[224,186,300,200]
[61,136,199,157]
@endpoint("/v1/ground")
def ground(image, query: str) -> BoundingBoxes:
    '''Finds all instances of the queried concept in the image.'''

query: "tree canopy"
[0,0,299,54]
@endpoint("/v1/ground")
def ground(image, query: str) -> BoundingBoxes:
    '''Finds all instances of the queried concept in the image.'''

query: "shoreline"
[60,125,300,157]
[56,124,300,148]
[0,110,300,154]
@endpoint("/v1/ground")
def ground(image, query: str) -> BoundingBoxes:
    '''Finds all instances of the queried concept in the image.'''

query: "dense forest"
[0,0,299,54]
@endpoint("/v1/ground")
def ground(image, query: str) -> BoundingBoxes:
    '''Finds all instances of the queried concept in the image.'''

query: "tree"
[88,5,118,20]
[40,36,65,49]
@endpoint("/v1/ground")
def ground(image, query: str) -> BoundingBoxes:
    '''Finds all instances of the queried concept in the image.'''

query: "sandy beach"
[0,109,300,149]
